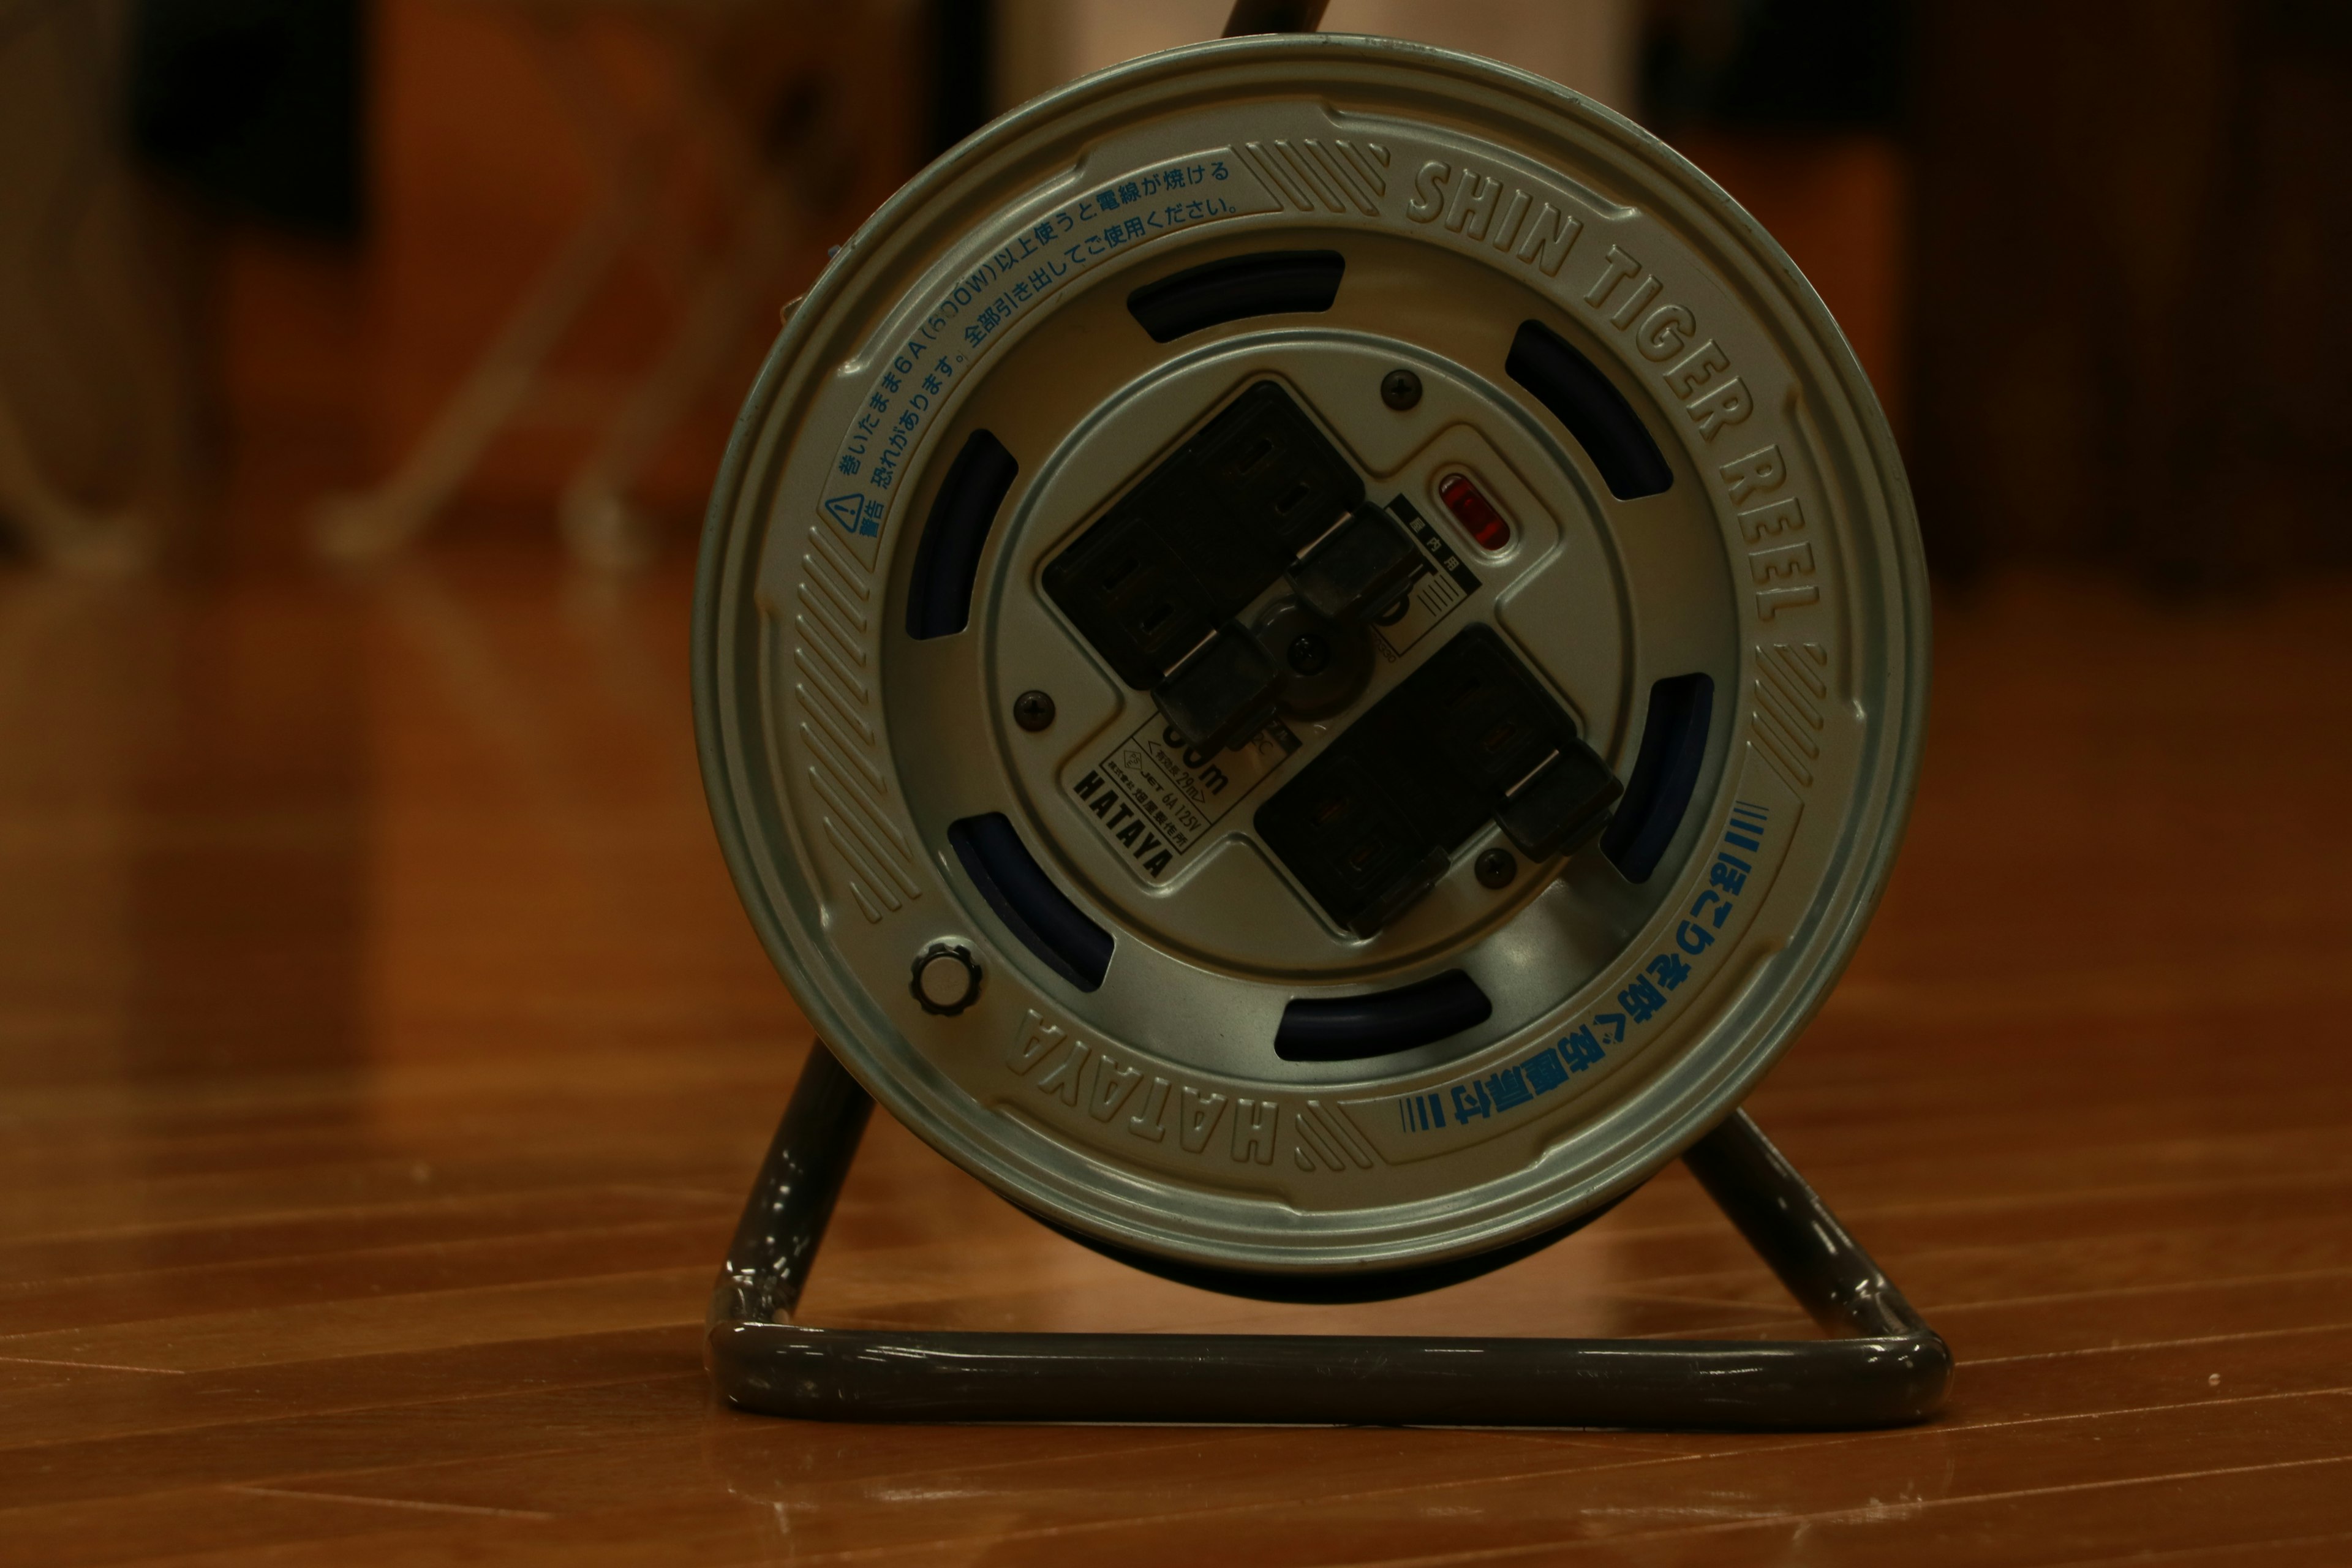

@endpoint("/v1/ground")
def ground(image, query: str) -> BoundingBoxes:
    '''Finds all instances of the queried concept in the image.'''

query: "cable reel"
[695,29,1928,1351]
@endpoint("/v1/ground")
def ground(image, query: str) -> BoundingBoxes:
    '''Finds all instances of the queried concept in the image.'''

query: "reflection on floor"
[2,548,2348,1564]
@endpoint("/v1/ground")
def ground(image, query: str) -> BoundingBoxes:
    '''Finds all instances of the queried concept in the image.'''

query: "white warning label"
[1068,712,1298,883]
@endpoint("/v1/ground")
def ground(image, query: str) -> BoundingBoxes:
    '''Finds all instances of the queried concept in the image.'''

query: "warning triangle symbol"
[823,492,865,532]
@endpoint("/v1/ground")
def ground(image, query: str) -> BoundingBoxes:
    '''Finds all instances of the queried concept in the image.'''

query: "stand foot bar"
[706,1044,1950,1430]
[710,1324,1944,1430]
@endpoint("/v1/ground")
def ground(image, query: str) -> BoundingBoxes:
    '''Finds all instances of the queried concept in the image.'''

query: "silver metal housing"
[694,33,1928,1281]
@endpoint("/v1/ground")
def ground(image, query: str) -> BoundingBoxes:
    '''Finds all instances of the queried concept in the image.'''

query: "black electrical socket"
[1251,750,1452,939]
[1044,382,1365,690]
[1256,625,1621,935]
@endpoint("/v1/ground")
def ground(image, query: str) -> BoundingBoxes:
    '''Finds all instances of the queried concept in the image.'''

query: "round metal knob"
[911,943,982,1016]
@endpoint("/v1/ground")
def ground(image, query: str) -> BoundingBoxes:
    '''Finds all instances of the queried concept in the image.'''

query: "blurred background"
[6,0,2344,581]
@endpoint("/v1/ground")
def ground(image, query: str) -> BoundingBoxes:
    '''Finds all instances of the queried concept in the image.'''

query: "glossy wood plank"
[1,555,2348,1565]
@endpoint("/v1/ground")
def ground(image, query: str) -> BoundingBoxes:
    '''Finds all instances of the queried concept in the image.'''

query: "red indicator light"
[1438,473,1510,552]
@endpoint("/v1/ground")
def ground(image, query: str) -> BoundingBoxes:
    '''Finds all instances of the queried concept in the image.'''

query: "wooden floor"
[3,544,2349,1566]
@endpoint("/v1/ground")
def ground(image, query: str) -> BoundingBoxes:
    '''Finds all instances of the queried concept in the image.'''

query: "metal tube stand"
[704,1044,1951,1429]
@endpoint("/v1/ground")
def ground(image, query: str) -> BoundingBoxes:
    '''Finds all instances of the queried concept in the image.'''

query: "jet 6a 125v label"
[1066,711,1298,884]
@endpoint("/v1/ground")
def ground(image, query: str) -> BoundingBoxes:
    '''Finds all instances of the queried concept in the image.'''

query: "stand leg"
[707,1039,872,1332]
[707,1044,1950,1429]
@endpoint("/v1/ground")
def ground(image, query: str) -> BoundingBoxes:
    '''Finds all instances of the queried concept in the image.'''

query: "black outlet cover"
[1157,624,1282,755]
[1287,507,1426,624]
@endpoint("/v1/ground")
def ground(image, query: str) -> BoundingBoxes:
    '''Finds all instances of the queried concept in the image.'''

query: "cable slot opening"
[948,813,1113,990]
[1275,970,1494,1062]
[1504,320,1674,500]
[905,430,1019,639]
[1127,250,1346,343]
[1600,673,1714,883]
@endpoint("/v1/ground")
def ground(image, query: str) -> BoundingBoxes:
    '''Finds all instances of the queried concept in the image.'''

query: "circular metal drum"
[695,32,1928,1289]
